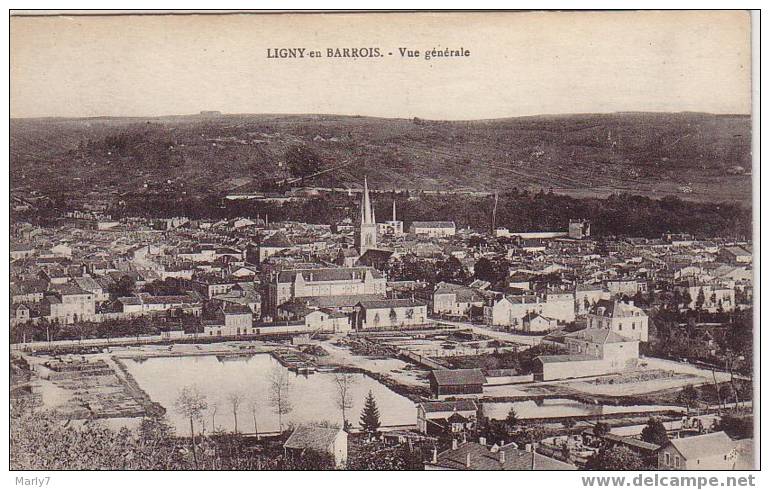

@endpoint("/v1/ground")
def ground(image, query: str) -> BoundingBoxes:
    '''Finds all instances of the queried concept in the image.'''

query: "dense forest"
[84,188,751,238]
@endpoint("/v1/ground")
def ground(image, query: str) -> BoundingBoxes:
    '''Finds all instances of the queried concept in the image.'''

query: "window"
[674,456,680,468]
[665,453,671,466]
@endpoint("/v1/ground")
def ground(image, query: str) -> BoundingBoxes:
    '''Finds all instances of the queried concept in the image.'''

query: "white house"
[484,292,574,329]
[304,309,352,333]
[433,282,485,317]
[522,313,558,333]
[536,328,639,381]
[355,298,428,329]
[586,299,649,342]
[658,432,740,470]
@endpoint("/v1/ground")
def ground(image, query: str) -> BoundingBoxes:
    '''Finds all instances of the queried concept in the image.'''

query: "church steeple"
[360,177,375,224]
[356,177,378,254]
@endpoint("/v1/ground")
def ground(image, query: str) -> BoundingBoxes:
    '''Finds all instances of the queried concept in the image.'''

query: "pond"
[483,398,685,420]
[121,353,416,435]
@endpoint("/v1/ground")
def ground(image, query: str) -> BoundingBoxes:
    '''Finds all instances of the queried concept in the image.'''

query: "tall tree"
[208,401,219,433]
[226,391,244,433]
[677,384,700,409]
[109,275,136,299]
[593,421,611,437]
[333,373,356,430]
[640,418,669,447]
[174,385,208,469]
[505,408,519,428]
[268,365,293,432]
[696,287,706,310]
[249,398,260,439]
[359,390,381,439]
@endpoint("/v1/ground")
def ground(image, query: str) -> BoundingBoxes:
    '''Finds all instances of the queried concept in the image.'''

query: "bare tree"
[226,392,244,433]
[268,365,293,432]
[249,398,260,439]
[208,401,219,433]
[333,372,357,428]
[174,385,208,468]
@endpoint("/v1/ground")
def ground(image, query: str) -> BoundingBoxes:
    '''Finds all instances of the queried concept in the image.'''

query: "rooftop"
[429,368,486,386]
[590,299,646,319]
[431,442,576,470]
[566,328,635,345]
[358,298,426,309]
[419,400,479,413]
[283,425,342,452]
[277,267,383,284]
[668,431,736,460]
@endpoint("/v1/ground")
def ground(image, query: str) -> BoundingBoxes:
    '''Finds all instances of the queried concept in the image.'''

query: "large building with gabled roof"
[266,266,387,315]
[535,327,640,381]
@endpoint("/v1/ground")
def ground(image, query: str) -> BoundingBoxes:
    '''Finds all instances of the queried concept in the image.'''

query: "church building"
[355,177,378,255]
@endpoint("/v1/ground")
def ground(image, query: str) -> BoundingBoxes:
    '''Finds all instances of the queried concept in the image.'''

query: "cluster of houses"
[10,179,754,471]
[11,178,751,349]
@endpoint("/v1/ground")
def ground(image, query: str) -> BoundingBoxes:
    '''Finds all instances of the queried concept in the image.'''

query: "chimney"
[465,453,471,468]
[499,450,506,465]
[452,439,458,450]
[479,436,486,446]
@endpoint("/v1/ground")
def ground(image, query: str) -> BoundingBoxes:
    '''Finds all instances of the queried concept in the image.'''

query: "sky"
[10,10,752,120]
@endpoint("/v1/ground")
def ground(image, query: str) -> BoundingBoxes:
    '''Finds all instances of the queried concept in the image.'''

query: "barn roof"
[419,399,479,413]
[283,425,342,452]
[429,368,486,386]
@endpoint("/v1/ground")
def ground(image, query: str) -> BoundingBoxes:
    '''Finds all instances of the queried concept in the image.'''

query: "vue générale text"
[266,47,471,60]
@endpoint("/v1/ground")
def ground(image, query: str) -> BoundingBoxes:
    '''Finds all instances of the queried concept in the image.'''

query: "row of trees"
[173,368,382,468]
[10,396,339,470]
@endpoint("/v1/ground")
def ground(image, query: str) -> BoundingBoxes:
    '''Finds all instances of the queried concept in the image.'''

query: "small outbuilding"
[283,424,348,468]
[428,369,486,399]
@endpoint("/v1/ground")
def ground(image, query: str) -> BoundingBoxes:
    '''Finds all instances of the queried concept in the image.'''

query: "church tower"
[355,177,377,254]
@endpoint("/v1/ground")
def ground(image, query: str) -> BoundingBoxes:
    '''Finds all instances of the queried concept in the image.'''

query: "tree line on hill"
[18,185,750,239]
[97,188,750,238]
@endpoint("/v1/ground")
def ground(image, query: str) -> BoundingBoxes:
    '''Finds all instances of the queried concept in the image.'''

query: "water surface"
[483,398,685,420]
[122,353,416,435]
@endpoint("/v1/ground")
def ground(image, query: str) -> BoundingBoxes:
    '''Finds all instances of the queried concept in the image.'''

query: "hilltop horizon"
[9,109,753,123]
[11,111,752,206]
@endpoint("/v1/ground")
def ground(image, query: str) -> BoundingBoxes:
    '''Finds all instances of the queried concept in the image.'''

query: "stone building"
[586,299,649,342]
[266,266,387,314]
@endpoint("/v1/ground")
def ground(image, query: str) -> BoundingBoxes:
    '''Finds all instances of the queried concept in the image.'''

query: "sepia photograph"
[7,9,758,474]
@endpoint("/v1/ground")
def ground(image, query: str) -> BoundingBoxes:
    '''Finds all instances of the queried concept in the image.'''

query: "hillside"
[10,112,752,204]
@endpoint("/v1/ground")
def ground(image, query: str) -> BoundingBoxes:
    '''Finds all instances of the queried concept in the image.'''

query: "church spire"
[356,176,378,254]
[361,176,375,224]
